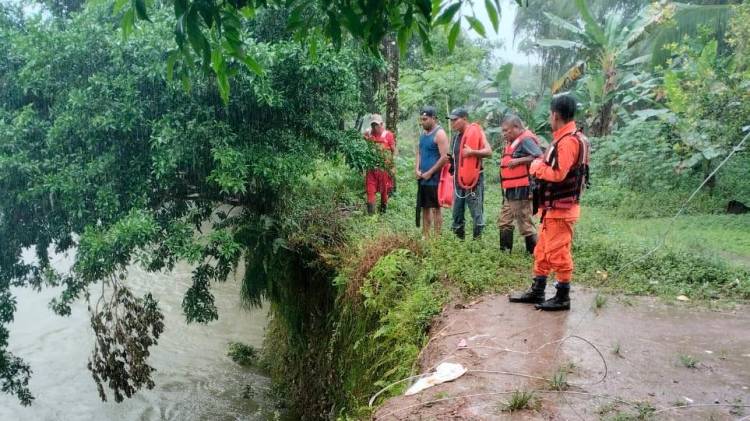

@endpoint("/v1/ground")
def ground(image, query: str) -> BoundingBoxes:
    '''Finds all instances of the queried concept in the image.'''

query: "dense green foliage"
[585,2,750,213]
[115,0,523,104]
[399,28,492,119]
[0,1,374,405]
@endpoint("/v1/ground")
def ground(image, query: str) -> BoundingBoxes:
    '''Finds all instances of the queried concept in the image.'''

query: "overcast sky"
[462,0,540,65]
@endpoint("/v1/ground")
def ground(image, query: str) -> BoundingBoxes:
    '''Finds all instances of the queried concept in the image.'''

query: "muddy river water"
[1,249,274,420]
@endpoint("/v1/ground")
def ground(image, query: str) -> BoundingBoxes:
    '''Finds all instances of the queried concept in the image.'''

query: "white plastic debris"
[457,338,468,348]
[676,295,690,301]
[404,362,467,396]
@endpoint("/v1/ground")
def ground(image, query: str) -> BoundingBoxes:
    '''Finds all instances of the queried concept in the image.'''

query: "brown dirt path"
[374,289,750,420]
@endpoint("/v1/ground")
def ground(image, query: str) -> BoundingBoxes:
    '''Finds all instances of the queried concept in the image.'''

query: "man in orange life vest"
[509,95,589,311]
[498,114,543,254]
[449,108,492,240]
[364,113,395,215]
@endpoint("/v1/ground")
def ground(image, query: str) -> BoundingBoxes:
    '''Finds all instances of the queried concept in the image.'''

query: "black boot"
[472,225,483,240]
[454,227,465,240]
[509,276,546,304]
[536,283,570,311]
[500,228,514,252]
[366,203,375,215]
[379,203,387,214]
[524,234,537,255]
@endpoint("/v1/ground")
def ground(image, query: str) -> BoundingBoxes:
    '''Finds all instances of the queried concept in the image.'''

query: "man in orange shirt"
[364,113,395,215]
[509,95,589,311]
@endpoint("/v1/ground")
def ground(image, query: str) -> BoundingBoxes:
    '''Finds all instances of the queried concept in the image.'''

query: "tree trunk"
[591,99,614,137]
[595,65,617,136]
[383,35,399,136]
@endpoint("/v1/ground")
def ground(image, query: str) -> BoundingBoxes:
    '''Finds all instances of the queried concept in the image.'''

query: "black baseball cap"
[420,106,437,118]
[448,108,469,119]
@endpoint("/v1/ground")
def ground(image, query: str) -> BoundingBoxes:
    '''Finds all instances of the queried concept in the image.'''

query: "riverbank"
[260,154,750,419]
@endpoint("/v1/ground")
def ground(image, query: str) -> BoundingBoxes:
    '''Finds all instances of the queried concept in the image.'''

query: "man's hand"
[415,169,423,179]
[420,171,433,180]
[529,158,544,175]
[462,144,475,157]
[507,158,521,169]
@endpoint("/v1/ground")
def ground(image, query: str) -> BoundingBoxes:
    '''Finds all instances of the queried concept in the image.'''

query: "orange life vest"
[456,123,485,190]
[534,129,590,211]
[500,130,540,190]
[438,165,453,208]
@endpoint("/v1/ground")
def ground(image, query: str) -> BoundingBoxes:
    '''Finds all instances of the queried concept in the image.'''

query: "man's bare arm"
[415,139,422,178]
[506,156,535,168]
[473,133,493,158]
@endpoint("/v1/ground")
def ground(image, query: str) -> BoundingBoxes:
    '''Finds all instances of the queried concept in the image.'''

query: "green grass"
[548,368,569,391]
[593,293,608,311]
[501,390,539,412]
[677,353,699,368]
[579,207,750,269]
[612,341,622,357]
[604,401,656,421]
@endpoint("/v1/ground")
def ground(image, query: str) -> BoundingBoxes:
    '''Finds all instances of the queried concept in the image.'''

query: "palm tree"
[513,0,648,89]
[537,0,672,136]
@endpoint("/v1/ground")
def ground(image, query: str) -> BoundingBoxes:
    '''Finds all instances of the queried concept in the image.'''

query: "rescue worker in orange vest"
[449,108,493,240]
[498,114,543,254]
[509,95,590,311]
[364,113,396,215]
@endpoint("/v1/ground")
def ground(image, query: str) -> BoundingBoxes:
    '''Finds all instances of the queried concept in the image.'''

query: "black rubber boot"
[454,227,465,240]
[524,234,537,255]
[366,203,375,215]
[500,228,514,252]
[535,283,570,311]
[379,203,387,214]
[472,225,483,240]
[509,276,546,304]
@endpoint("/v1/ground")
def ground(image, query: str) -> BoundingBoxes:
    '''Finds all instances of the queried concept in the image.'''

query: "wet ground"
[374,289,750,420]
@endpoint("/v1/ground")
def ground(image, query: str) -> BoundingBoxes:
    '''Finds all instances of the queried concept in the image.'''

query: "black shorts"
[417,183,440,209]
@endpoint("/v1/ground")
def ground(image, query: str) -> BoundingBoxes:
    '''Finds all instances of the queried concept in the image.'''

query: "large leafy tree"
[115,0,520,104]
[514,0,648,88]
[533,0,737,136]
[513,0,738,88]
[0,2,374,406]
